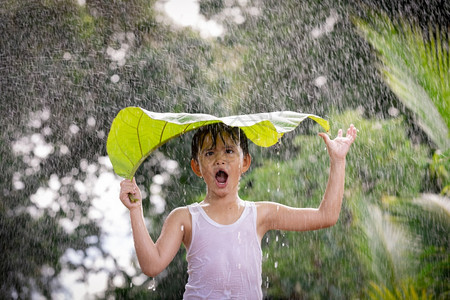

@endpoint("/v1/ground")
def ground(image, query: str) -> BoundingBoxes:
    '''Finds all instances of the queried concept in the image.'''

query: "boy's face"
[191,132,251,198]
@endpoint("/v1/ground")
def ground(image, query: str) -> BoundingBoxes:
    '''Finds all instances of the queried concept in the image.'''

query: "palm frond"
[354,13,449,150]
[368,282,433,300]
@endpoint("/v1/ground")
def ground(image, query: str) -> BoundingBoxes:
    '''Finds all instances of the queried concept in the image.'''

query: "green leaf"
[353,13,450,151]
[106,107,329,179]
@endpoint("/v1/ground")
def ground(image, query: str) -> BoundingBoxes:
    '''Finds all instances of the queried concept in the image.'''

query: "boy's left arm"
[316,124,357,225]
[257,124,357,236]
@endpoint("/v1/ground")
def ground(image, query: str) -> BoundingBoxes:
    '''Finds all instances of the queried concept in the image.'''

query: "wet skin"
[119,124,357,277]
[190,132,251,203]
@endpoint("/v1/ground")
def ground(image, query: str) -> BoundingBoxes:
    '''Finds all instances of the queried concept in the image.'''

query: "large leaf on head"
[107,107,329,179]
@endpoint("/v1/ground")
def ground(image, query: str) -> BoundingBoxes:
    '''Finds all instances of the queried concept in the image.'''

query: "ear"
[241,154,251,174]
[190,159,202,177]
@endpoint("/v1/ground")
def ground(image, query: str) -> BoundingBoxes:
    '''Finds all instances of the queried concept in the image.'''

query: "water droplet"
[63,52,72,60]
[69,124,80,135]
[314,76,327,87]
[111,74,120,83]
[148,279,156,291]
[87,116,96,127]
[388,106,400,117]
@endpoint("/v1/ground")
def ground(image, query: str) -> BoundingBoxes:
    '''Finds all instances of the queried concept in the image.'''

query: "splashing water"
[1,0,448,299]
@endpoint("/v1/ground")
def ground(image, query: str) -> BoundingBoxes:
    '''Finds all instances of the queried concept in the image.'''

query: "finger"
[349,124,357,138]
[120,186,133,195]
[120,179,130,187]
[120,191,132,203]
[337,129,343,138]
[120,184,134,194]
[120,179,135,190]
[120,190,139,203]
[129,178,141,202]
[318,132,330,145]
[346,124,357,143]
[346,127,353,139]
[120,181,135,192]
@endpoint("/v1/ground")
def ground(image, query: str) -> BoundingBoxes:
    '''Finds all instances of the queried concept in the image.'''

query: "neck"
[201,191,244,225]
[203,190,241,207]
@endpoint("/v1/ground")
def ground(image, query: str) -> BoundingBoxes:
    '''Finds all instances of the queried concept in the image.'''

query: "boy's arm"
[120,179,188,277]
[257,125,357,236]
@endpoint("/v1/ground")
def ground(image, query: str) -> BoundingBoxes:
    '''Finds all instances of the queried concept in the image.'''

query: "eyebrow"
[201,143,236,152]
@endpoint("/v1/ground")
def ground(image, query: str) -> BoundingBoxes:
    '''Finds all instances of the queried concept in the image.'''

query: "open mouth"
[215,170,228,185]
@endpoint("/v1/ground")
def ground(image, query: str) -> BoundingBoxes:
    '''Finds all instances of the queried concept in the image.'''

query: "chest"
[187,219,262,279]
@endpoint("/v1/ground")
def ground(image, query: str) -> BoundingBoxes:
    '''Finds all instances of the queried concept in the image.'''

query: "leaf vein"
[160,121,168,145]
[182,123,191,134]
[137,111,144,156]
[114,120,135,174]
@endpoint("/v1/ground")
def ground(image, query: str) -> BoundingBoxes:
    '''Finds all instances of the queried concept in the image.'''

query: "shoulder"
[253,201,281,239]
[167,206,191,223]
[166,206,193,247]
[255,201,288,227]
[161,206,192,231]
[255,201,279,214]
[254,201,276,221]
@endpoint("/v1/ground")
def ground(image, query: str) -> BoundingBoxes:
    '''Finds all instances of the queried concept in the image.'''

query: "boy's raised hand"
[318,124,357,162]
[120,177,142,211]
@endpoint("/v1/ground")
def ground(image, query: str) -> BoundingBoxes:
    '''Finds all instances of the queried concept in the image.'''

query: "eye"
[205,151,214,156]
[226,149,234,154]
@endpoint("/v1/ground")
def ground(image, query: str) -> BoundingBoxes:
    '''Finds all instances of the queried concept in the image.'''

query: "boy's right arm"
[120,179,188,277]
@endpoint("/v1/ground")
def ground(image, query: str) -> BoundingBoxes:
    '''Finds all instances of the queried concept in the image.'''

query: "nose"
[215,154,226,165]
[215,159,225,165]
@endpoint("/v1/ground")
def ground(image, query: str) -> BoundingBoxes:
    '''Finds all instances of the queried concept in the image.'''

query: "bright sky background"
[161,0,225,38]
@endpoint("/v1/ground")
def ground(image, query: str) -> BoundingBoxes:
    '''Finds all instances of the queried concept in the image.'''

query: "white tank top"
[184,201,263,299]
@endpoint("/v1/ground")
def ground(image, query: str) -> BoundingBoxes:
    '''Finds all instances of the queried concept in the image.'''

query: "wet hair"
[191,123,249,161]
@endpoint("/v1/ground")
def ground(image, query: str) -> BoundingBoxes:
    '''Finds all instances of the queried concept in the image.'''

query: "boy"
[120,122,357,299]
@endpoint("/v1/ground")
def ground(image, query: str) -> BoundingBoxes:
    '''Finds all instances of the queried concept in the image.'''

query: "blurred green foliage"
[367,282,433,300]
[1,0,448,299]
[430,150,450,196]
[241,110,448,299]
[354,12,449,147]
[354,11,449,196]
